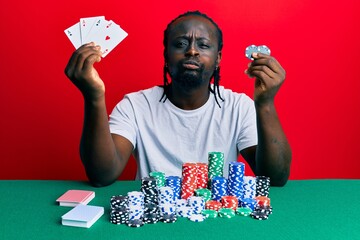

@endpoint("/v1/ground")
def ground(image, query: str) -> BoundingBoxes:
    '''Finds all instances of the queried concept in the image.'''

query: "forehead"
[167,15,218,41]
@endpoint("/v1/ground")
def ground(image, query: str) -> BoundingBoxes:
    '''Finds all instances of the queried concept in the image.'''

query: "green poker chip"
[218,208,235,218]
[236,207,252,216]
[202,209,218,218]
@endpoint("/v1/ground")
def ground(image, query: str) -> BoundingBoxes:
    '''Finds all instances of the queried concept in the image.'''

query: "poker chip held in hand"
[245,45,271,60]
[108,151,273,228]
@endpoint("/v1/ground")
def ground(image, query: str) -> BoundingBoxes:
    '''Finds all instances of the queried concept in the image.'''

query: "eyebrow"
[173,35,210,41]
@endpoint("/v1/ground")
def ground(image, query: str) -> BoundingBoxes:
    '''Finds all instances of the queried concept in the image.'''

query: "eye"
[198,41,210,49]
[174,40,188,48]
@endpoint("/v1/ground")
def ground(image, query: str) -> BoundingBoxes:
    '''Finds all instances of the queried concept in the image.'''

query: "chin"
[173,72,205,89]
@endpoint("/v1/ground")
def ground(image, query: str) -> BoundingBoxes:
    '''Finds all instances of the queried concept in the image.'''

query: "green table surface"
[0,180,359,240]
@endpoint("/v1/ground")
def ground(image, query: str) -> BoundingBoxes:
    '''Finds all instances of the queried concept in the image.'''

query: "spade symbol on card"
[105,36,110,40]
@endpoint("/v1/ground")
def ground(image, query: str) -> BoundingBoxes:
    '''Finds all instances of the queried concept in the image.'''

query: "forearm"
[255,102,292,186]
[80,96,122,186]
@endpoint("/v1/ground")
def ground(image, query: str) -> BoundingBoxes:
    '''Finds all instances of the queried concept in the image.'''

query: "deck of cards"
[64,16,128,58]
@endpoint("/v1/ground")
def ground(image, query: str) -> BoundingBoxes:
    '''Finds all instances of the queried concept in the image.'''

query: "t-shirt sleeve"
[236,95,258,152]
[109,95,137,149]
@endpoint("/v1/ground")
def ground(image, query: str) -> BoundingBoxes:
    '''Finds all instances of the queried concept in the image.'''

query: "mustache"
[181,59,200,67]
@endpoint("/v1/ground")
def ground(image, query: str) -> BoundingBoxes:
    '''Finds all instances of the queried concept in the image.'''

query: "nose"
[185,42,199,57]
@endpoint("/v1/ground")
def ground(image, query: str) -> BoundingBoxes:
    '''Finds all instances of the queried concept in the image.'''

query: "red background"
[1,0,359,180]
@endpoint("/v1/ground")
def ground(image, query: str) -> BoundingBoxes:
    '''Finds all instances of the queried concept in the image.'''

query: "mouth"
[182,60,200,70]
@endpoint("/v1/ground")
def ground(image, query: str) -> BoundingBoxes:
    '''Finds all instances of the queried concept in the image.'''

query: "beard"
[170,64,209,90]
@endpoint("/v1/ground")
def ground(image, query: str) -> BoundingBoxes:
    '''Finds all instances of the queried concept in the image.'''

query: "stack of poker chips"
[109,151,275,225]
[149,171,166,188]
[211,176,228,201]
[221,196,238,210]
[251,196,272,220]
[195,188,212,202]
[196,163,208,189]
[208,152,224,184]
[256,176,270,197]
[243,176,257,199]
[109,195,129,225]
[181,163,198,199]
[141,177,159,204]
[127,191,145,222]
[227,162,245,201]
[165,176,182,200]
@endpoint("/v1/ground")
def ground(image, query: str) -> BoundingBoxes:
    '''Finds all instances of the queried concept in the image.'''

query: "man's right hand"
[64,42,104,101]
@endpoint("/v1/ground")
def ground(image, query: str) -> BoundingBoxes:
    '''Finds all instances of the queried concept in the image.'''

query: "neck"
[168,82,210,110]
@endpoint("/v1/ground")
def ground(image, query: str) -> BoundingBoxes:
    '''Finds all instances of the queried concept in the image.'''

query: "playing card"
[80,16,105,44]
[86,20,128,58]
[64,22,81,49]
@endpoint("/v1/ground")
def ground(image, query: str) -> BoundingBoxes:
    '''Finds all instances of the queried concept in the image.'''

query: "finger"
[65,43,96,78]
[82,52,102,72]
[73,45,102,76]
[251,53,284,75]
[248,65,276,80]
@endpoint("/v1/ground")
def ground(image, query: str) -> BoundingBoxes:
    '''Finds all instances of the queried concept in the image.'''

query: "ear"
[216,51,222,67]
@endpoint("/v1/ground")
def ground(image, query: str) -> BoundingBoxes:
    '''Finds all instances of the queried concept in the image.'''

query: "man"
[64,11,291,187]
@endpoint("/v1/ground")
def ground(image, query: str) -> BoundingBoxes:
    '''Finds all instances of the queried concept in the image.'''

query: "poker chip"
[256,176,270,197]
[205,200,222,211]
[108,153,276,228]
[195,188,212,202]
[243,176,257,199]
[141,177,159,205]
[227,162,245,202]
[166,176,182,200]
[189,214,206,222]
[250,210,269,220]
[196,163,208,189]
[143,213,159,224]
[110,195,129,209]
[181,163,198,199]
[255,196,271,207]
[149,171,166,187]
[110,206,129,224]
[236,207,252,217]
[211,176,228,201]
[202,209,218,218]
[254,205,273,215]
[221,196,238,210]
[127,219,145,227]
[245,45,271,60]
[160,213,177,223]
[208,152,224,183]
[245,45,258,60]
[258,45,271,55]
[218,208,236,218]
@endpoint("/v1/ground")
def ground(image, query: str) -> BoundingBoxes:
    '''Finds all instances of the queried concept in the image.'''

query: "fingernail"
[252,52,258,58]
[247,63,251,68]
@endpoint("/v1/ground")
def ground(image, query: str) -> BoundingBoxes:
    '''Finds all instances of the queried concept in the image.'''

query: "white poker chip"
[245,44,271,60]
[189,214,206,222]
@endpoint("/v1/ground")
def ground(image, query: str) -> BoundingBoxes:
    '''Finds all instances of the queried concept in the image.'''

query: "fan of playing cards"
[64,16,128,58]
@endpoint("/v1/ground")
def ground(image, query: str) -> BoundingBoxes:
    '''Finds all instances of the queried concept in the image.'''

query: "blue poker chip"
[245,45,258,60]
[257,45,271,55]
[245,45,271,60]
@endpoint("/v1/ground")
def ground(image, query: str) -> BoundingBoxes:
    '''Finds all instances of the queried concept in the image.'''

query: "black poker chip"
[143,213,159,224]
[250,209,269,220]
[127,219,145,227]
[160,213,177,223]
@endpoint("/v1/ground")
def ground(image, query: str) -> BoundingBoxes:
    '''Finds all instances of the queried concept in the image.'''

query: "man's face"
[166,16,221,90]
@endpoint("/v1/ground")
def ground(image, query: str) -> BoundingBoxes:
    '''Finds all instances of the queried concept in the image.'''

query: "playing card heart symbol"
[105,36,110,41]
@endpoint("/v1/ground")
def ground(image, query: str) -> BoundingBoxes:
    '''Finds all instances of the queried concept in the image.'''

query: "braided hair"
[159,11,224,108]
